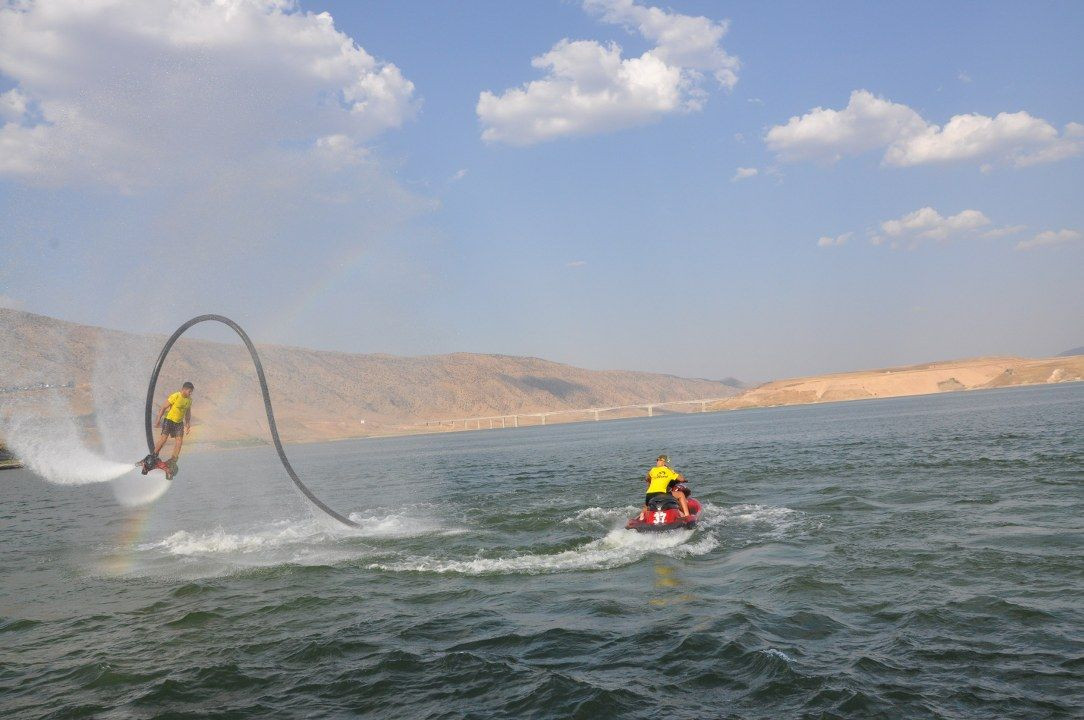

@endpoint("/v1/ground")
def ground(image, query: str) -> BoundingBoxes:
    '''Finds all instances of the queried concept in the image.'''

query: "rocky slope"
[0,309,740,444]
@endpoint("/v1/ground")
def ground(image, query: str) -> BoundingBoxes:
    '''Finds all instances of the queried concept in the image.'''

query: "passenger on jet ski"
[640,454,689,520]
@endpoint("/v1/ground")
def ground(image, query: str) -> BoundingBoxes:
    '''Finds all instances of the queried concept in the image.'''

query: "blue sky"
[0,0,1081,381]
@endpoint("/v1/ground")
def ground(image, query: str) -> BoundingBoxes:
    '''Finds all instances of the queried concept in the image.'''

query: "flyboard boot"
[139,454,158,475]
[137,454,178,480]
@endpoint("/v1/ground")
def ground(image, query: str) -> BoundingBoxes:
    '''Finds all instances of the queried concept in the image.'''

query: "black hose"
[145,314,359,529]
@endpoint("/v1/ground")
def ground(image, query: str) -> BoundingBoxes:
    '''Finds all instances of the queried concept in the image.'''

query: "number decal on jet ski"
[653,511,667,524]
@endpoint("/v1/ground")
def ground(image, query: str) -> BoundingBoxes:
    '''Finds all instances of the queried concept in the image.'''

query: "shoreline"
[181,377,1083,453]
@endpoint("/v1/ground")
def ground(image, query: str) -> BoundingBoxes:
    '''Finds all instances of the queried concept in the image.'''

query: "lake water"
[1,383,1081,719]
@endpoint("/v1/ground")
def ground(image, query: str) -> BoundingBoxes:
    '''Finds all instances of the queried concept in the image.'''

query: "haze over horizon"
[1,0,1081,381]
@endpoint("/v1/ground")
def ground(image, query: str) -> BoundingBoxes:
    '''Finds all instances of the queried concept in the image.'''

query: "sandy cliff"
[708,355,1084,412]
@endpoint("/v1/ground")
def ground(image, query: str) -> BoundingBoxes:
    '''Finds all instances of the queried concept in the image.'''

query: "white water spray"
[0,400,135,485]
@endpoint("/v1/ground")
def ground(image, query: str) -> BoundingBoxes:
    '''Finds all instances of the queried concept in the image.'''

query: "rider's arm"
[156,401,170,426]
[184,405,191,432]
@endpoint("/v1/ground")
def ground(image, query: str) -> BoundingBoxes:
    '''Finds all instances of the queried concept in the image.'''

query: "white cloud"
[887,115,1084,167]
[957,71,972,83]
[567,260,587,267]
[584,0,738,86]
[980,224,1026,239]
[731,166,757,181]
[817,232,850,248]
[0,88,27,122]
[450,168,468,181]
[765,90,1083,168]
[477,0,738,145]
[1016,228,1082,251]
[766,90,927,163]
[0,0,418,189]
[880,207,991,241]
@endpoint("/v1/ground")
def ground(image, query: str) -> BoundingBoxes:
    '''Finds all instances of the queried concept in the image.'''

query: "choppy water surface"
[2,384,1082,719]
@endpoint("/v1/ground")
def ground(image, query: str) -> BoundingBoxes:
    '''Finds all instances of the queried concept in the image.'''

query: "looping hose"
[145,314,359,528]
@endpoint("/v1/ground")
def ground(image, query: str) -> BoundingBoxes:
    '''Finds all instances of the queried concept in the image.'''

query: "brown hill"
[708,355,1084,412]
[0,309,739,445]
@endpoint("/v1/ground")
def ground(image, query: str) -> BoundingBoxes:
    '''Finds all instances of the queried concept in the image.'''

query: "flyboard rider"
[142,381,194,479]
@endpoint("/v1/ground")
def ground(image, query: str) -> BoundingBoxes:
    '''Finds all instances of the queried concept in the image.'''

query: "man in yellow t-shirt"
[152,381,194,464]
[640,454,689,519]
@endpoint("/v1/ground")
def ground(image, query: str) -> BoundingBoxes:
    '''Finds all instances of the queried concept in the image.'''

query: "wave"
[140,508,460,560]
[144,522,329,557]
[705,503,809,537]
[346,509,467,539]
[367,525,718,576]
[560,505,637,527]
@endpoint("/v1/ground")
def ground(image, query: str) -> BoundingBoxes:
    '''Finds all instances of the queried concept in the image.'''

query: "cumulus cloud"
[731,166,758,181]
[0,0,419,189]
[765,90,1083,168]
[816,232,850,248]
[1016,228,1082,251]
[477,0,738,145]
[980,224,1027,239]
[862,207,1028,249]
[880,207,990,241]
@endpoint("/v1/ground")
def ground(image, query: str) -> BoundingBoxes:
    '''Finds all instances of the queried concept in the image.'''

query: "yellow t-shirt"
[646,466,679,494]
[165,391,191,423]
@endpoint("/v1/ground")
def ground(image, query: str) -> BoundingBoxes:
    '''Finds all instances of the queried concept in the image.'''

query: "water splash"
[0,412,134,485]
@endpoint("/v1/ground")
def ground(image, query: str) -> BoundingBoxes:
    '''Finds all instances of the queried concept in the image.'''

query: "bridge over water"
[409,397,733,432]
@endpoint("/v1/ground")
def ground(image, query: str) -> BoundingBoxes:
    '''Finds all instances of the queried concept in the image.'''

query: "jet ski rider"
[641,454,690,520]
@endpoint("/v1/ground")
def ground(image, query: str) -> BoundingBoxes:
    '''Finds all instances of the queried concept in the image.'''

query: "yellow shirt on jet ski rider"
[640,455,689,520]
[646,464,681,495]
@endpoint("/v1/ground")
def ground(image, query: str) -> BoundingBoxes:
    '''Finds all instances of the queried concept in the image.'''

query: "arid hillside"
[0,309,740,445]
[708,354,1084,412]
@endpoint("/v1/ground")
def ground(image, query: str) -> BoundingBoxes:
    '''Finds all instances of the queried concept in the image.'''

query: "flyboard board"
[138,455,178,481]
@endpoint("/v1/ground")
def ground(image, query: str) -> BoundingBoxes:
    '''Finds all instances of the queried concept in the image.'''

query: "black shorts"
[161,419,185,438]
[645,492,668,505]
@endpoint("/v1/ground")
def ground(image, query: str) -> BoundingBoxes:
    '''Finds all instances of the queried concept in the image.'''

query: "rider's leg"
[170,433,184,461]
[674,491,689,517]
[153,431,169,456]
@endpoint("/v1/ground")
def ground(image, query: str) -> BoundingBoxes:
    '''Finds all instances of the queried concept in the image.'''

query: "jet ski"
[626,485,702,532]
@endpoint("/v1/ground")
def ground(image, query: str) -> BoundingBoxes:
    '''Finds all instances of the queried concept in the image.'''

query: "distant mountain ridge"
[0,309,741,444]
[1059,346,1084,357]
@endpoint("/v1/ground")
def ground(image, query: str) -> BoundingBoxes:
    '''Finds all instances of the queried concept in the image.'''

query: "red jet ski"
[626,485,702,532]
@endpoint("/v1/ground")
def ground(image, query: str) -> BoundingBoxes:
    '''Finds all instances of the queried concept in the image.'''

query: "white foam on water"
[142,506,460,561]
[703,503,803,536]
[144,519,334,557]
[368,525,718,576]
[762,648,793,662]
[560,505,638,527]
[346,510,466,538]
